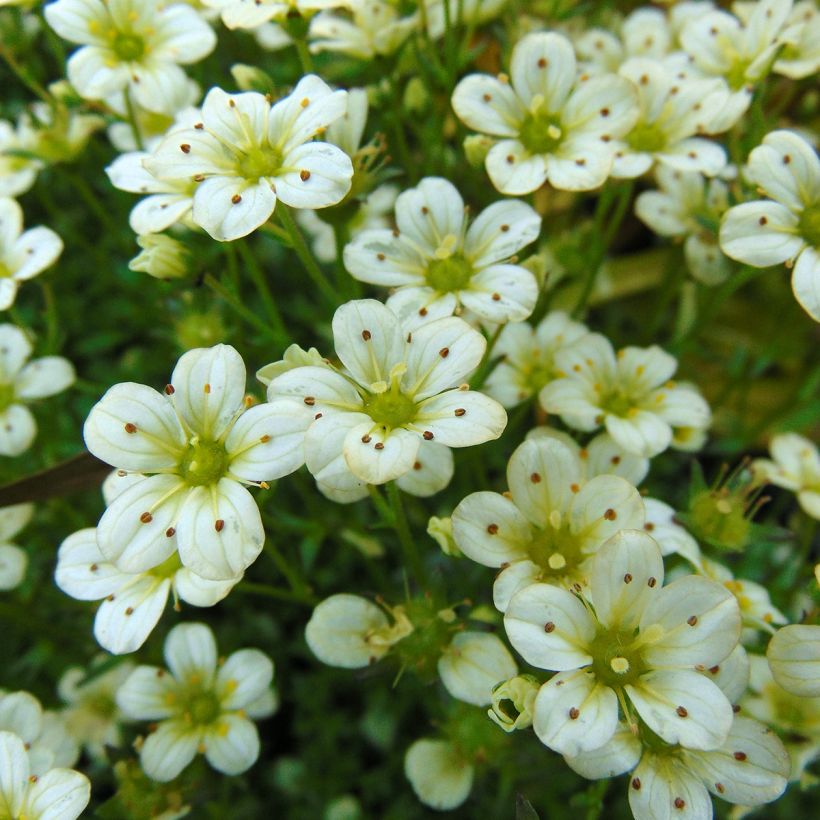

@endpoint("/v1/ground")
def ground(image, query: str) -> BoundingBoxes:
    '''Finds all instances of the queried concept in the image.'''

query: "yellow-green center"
[112,33,146,61]
[150,552,182,580]
[0,262,11,279]
[425,253,474,293]
[627,122,668,153]
[526,522,584,581]
[0,383,15,413]
[237,146,283,181]
[178,440,228,487]
[363,390,417,429]
[187,691,222,725]
[798,204,820,247]
[589,627,646,688]
[519,110,564,155]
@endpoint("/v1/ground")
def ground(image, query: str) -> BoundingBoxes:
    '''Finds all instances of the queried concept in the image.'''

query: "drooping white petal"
[203,715,260,775]
[563,722,641,779]
[173,568,239,608]
[493,560,543,613]
[15,356,75,399]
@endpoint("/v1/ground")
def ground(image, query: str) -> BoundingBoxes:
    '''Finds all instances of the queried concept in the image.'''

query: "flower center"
[798,204,820,248]
[601,390,636,418]
[425,253,474,293]
[150,552,182,580]
[0,382,15,413]
[525,515,584,581]
[178,439,228,487]
[627,122,668,153]
[0,262,11,279]
[188,692,222,725]
[589,628,646,688]
[363,389,417,429]
[518,107,564,155]
[725,57,751,91]
[237,146,283,181]
[112,32,146,61]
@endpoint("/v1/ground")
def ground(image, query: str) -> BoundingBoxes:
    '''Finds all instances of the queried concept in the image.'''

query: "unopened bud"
[463,134,494,169]
[488,674,540,732]
[403,77,430,114]
[129,234,190,280]
[428,516,461,557]
[230,64,275,94]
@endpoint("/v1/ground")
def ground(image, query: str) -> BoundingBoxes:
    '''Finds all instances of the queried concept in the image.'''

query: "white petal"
[275,142,353,209]
[394,177,465,251]
[451,75,524,137]
[719,201,803,267]
[563,722,641,779]
[55,528,126,600]
[15,356,75,399]
[570,475,646,553]
[437,632,518,706]
[585,433,649,485]
[395,440,453,497]
[451,491,532,567]
[164,621,218,682]
[404,739,474,811]
[140,720,200,782]
[0,731,27,817]
[9,226,63,281]
[175,479,264,580]
[217,649,274,710]
[511,32,576,110]
[303,411,367,496]
[605,411,673,458]
[192,177,277,242]
[115,665,177,720]
[791,245,820,322]
[203,715,259,775]
[0,502,32,542]
[0,324,31,377]
[466,199,541,268]
[546,143,614,191]
[766,624,820,696]
[267,365,362,410]
[0,545,26,590]
[486,140,548,195]
[94,575,170,655]
[130,193,193,234]
[628,751,712,820]
[0,691,43,743]
[492,560,543,613]
[342,229,426,287]
[342,423,420,485]
[22,767,90,820]
[173,567,239,607]
[459,263,538,323]
[0,405,37,457]
[413,389,506,447]
[747,129,820,212]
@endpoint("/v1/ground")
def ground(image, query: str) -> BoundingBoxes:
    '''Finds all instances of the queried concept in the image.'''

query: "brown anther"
[423,431,434,440]
[537,57,547,67]
[600,107,610,116]
[491,292,501,301]
[180,144,191,153]
[125,607,134,616]
[483,93,492,102]
[715,783,725,794]
[632,778,641,790]
[439,347,450,358]
[759,216,768,225]
[413,461,422,470]
[568,707,580,720]
[377,252,386,261]
[166,527,176,537]
[575,159,586,166]
[570,483,580,493]
[231,194,242,204]
[644,522,655,531]
[124,422,137,434]
[214,519,225,532]
[500,224,509,232]
[300,169,311,181]
[676,706,688,717]
[687,615,698,626]
[604,508,617,520]
[733,751,747,761]
[506,154,515,164]
[454,408,466,416]
[487,523,499,534]
[530,472,542,483]
[374,442,384,450]
[90,563,99,572]
[623,573,633,584]
[204,383,211,394]
[193,174,205,182]
[647,577,657,587]
[362,329,372,341]
[544,621,555,633]
[361,434,372,443]
[140,512,153,524]
[304,396,316,406]
[709,665,720,674]
[783,154,791,164]
[165,384,175,395]
[260,434,271,443]
[419,307,428,316]
[421,206,429,214]
[194,122,204,130]
[674,798,685,810]
[733,704,741,713]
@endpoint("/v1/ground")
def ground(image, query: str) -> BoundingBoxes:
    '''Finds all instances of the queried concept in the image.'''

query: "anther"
[487,523,499,534]
[204,383,211,394]
[530,472,541,483]
[454,408,466,416]
[687,615,698,626]
[674,798,685,810]
[676,706,688,717]
[140,512,153,524]
[300,170,311,181]
[604,508,617,520]
[125,607,134,616]
[214,519,225,532]
[423,431,434,440]
[374,442,385,450]
[166,527,176,537]
[733,751,747,761]
[165,384,175,394]
[624,573,633,583]
[439,347,449,357]
[124,422,137,433]
[362,329,372,341]
[568,707,580,720]
[647,577,656,587]
[544,621,555,633]
[259,434,271,442]
[231,194,242,204]
[304,396,315,406]
[180,144,191,153]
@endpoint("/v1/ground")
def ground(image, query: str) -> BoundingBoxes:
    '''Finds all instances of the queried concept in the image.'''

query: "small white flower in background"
[504,530,741,756]
[82,343,311,580]
[0,323,75,457]
[483,311,589,408]
[612,58,728,179]
[438,631,518,706]
[635,165,732,285]
[404,738,474,811]
[450,437,645,610]
[58,660,135,761]
[539,332,711,458]
[266,299,507,488]
[56,527,241,654]
[344,177,541,329]
[146,77,353,241]
[767,624,820,697]
[116,621,276,781]
[774,0,820,79]
[0,730,90,820]
[753,432,820,519]
[720,129,820,321]
[16,99,105,165]
[308,1,418,60]
[0,690,78,774]
[0,503,32,591]
[488,673,540,732]
[0,118,44,197]
[204,0,345,30]
[0,197,63,311]
[423,0,508,39]
[44,0,216,112]
[563,714,790,819]
[451,31,639,194]
[305,593,413,668]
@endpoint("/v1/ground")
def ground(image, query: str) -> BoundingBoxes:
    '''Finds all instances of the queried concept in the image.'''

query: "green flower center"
[88,693,118,720]
[425,253,474,293]
[526,519,584,581]
[589,627,646,688]
[113,33,146,61]
[798,204,820,248]
[0,383,15,413]
[0,262,11,279]
[601,390,636,418]
[237,146,283,181]
[627,122,668,153]
[725,57,751,91]
[363,390,417,429]
[188,692,222,725]
[150,552,182,580]
[518,109,564,155]
[178,439,229,487]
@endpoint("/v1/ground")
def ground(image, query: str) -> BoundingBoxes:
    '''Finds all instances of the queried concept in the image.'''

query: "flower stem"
[294,38,314,74]
[123,87,144,151]
[276,204,337,304]
[386,481,427,587]
[236,240,289,347]
[235,581,317,606]
[203,273,276,340]
[470,324,504,389]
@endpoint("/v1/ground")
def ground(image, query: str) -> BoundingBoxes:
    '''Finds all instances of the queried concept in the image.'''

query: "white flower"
[0,731,89,820]
[16,100,105,165]
[344,177,541,328]
[145,78,353,241]
[0,198,62,310]
[438,632,517,706]
[642,497,703,567]
[266,299,507,487]
[116,622,275,781]
[56,528,241,654]
[308,1,418,60]
[767,624,820,697]
[305,593,413,668]
[82,343,311,580]
[58,660,135,761]
[484,311,589,408]
[206,0,344,30]
[404,738,474,811]
[44,0,216,112]
[539,332,711,458]
[719,129,820,321]
[753,432,820,519]
[635,165,731,285]
[451,31,639,194]
[505,530,741,757]
[612,58,728,179]
[0,119,44,197]
[564,714,790,819]
[450,437,645,610]
[423,0,507,39]
[774,0,820,79]
[0,324,75,457]
[0,503,32,591]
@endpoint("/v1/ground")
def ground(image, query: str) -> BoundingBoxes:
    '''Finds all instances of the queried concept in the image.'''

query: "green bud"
[463,134,494,169]
[175,311,227,351]
[427,516,461,557]
[488,674,541,733]
[230,64,275,94]
[403,77,429,114]
[129,234,191,280]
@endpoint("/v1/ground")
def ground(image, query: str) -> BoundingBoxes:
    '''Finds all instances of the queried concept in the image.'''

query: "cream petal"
[94,575,171,655]
[115,665,177,720]
[510,32,576,111]
[451,491,532,567]
[459,263,538,323]
[140,720,200,782]
[451,74,525,137]
[437,632,518,707]
[791,245,820,322]
[15,356,75,399]
[192,176,277,242]
[203,715,259,775]
[486,140,549,195]
[766,623,820,696]
[342,422,420,485]
[395,440,453,497]
[719,201,803,267]
[55,528,126,601]
[21,767,90,820]
[216,649,274,710]
[412,389,506,447]
[465,199,541,268]
[394,177,465,251]
[275,142,353,209]
[628,751,712,820]
[0,405,36,457]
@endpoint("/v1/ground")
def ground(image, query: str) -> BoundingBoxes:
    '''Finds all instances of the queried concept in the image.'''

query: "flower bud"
[230,64,275,94]
[427,516,460,556]
[488,674,540,732]
[128,234,190,280]
[463,134,494,168]
[403,77,429,114]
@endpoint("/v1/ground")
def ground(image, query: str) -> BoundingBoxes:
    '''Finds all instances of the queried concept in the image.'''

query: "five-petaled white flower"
[44,0,217,112]
[344,177,541,329]
[145,77,353,241]
[720,129,820,321]
[753,431,820,520]
[266,299,507,488]
[539,332,711,458]
[451,31,639,194]
[0,197,63,310]
[504,530,742,756]
[116,621,277,781]
[451,437,645,611]
[0,503,32,591]
[0,323,75,457]
[0,731,90,820]
[82,343,310,580]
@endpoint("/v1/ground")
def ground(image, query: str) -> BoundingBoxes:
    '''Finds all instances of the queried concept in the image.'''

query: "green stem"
[203,273,274,339]
[276,205,337,304]
[0,45,50,102]
[263,538,310,595]
[63,170,120,233]
[235,581,316,606]
[294,38,314,74]
[386,481,427,587]
[236,240,289,346]
[470,324,504,389]
[39,280,60,354]
[123,87,144,151]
